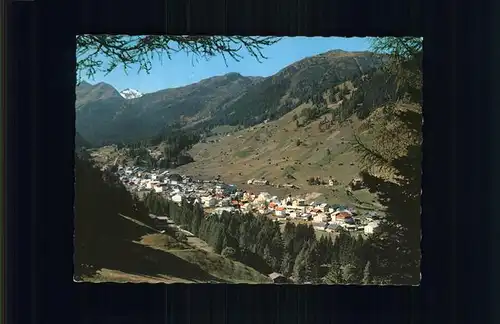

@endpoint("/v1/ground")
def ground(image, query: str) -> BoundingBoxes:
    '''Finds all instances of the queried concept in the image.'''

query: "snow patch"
[120,88,143,99]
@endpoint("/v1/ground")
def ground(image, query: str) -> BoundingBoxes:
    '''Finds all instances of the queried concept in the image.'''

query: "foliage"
[369,37,423,103]
[120,128,199,168]
[362,261,373,285]
[307,177,323,186]
[349,37,423,285]
[77,35,281,81]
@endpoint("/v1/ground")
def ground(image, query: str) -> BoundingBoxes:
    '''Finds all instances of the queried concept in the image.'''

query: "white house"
[312,223,328,231]
[202,196,217,207]
[294,199,306,206]
[364,221,381,235]
[318,203,329,211]
[256,192,271,202]
[258,208,272,215]
[171,194,183,203]
[146,181,161,190]
[218,198,232,207]
[214,207,235,215]
[241,203,253,212]
[313,213,329,223]
[275,208,286,217]
[284,205,306,214]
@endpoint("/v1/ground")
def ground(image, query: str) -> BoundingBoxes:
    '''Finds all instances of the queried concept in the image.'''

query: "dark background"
[6,0,496,322]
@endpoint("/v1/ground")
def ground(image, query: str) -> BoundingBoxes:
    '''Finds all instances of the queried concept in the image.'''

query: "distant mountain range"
[75,50,386,146]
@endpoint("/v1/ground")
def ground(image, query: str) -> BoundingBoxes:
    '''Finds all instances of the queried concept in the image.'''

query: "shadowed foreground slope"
[74,156,270,283]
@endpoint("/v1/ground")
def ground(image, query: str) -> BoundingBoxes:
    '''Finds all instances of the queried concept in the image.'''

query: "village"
[112,165,383,238]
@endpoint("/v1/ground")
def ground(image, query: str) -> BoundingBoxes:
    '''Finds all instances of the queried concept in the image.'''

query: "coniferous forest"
[142,192,390,285]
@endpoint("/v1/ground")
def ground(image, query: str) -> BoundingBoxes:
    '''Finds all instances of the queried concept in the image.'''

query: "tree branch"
[76,35,281,81]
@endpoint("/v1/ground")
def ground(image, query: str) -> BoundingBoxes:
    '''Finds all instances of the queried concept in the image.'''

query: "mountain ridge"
[76,50,385,145]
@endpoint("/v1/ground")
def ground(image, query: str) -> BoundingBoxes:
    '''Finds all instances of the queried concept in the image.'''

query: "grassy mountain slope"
[138,233,271,283]
[175,71,415,209]
[82,218,271,284]
[176,104,371,205]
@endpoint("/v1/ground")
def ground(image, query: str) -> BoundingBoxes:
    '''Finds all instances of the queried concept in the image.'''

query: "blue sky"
[81,37,372,94]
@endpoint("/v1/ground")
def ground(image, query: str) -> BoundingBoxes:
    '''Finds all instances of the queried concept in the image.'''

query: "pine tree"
[190,203,203,236]
[269,234,285,271]
[348,37,422,285]
[213,225,225,254]
[223,232,239,251]
[316,236,330,266]
[335,229,354,265]
[280,252,294,277]
[282,222,296,251]
[323,261,344,284]
[362,261,373,285]
[292,242,310,283]
[263,245,273,268]
[303,241,322,282]
[325,236,335,263]
[227,216,241,239]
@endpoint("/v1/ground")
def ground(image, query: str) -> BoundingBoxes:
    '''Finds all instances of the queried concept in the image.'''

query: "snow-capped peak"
[120,88,143,99]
